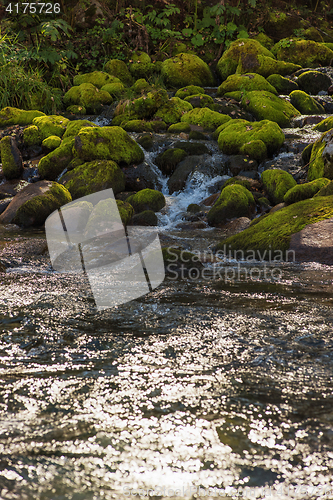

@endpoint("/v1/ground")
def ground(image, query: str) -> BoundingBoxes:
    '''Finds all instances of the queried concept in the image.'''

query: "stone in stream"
[217,73,278,96]
[308,128,333,181]
[0,136,23,179]
[123,161,162,191]
[272,39,333,68]
[296,70,332,95]
[289,90,325,115]
[207,184,255,227]
[261,169,296,205]
[63,83,112,114]
[240,91,300,127]
[266,74,299,94]
[126,189,165,214]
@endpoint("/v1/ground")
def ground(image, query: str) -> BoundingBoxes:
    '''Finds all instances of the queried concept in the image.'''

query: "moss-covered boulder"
[207,184,255,226]
[266,74,299,94]
[59,159,125,200]
[161,53,215,88]
[104,59,133,86]
[23,125,42,146]
[73,71,118,88]
[42,135,62,150]
[181,107,231,131]
[126,188,165,213]
[131,210,158,226]
[0,136,23,180]
[63,83,112,114]
[313,116,333,133]
[66,105,86,115]
[308,129,333,181]
[273,39,333,68]
[32,115,69,140]
[100,82,125,98]
[215,196,333,257]
[62,119,96,139]
[217,73,277,96]
[175,86,205,99]
[155,97,193,124]
[184,94,215,109]
[296,70,331,95]
[315,180,333,197]
[117,200,134,226]
[240,91,300,127]
[38,138,75,180]
[261,169,296,204]
[264,11,300,40]
[0,107,45,127]
[284,178,330,204]
[73,126,144,165]
[236,53,301,78]
[0,180,71,227]
[254,33,274,50]
[123,120,167,132]
[155,148,188,175]
[289,90,325,115]
[131,78,151,95]
[128,51,155,79]
[173,141,210,156]
[167,122,191,133]
[113,89,169,124]
[217,119,285,160]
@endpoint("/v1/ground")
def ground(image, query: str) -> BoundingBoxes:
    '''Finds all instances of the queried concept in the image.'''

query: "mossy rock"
[131,78,151,94]
[301,143,313,165]
[117,200,134,226]
[73,71,118,88]
[240,91,300,127]
[123,120,166,133]
[173,141,210,156]
[217,119,285,159]
[217,38,274,81]
[273,39,333,68]
[296,70,331,95]
[104,59,133,86]
[236,54,301,78]
[289,90,325,115]
[217,73,277,96]
[239,140,267,162]
[154,97,193,124]
[308,129,333,181]
[113,89,169,123]
[155,148,188,175]
[62,119,95,139]
[42,135,62,150]
[187,203,201,213]
[284,178,330,205]
[266,74,299,94]
[0,136,23,180]
[161,53,215,88]
[254,33,274,50]
[175,86,205,99]
[23,125,42,146]
[189,130,206,140]
[137,134,154,151]
[313,116,333,133]
[207,184,255,226]
[131,210,158,226]
[184,94,215,109]
[128,51,155,79]
[32,115,69,140]
[0,180,71,227]
[261,168,296,204]
[181,107,231,131]
[66,105,86,115]
[59,159,125,200]
[63,83,112,114]
[73,126,144,165]
[100,82,125,98]
[167,122,191,133]
[216,196,333,257]
[264,11,300,40]
[315,180,333,197]
[0,107,45,127]
[38,138,75,180]
[126,188,165,213]
[222,178,252,191]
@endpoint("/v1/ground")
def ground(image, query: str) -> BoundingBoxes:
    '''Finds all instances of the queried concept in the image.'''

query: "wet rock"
[261,169,296,204]
[222,216,251,234]
[187,203,201,213]
[301,116,325,126]
[266,74,299,94]
[273,39,333,68]
[226,155,258,176]
[181,107,231,131]
[0,136,23,179]
[173,141,210,156]
[126,188,165,213]
[137,134,154,151]
[218,73,277,96]
[0,179,29,199]
[123,161,162,191]
[155,148,187,176]
[308,128,333,181]
[207,184,255,226]
[168,155,223,194]
[131,210,158,226]
[0,198,12,215]
[161,53,215,88]
[202,193,220,206]
[240,91,300,127]
[289,217,333,265]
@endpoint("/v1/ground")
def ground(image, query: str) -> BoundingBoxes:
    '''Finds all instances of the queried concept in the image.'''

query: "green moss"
[155,97,193,124]
[137,134,154,151]
[181,107,231,131]
[168,122,191,133]
[217,73,277,96]
[131,210,158,226]
[73,126,144,165]
[173,141,209,156]
[59,159,125,200]
[100,82,125,98]
[313,116,333,133]
[216,196,333,256]
[254,33,274,50]
[187,203,201,213]
[296,70,331,95]
[126,188,166,213]
[0,136,23,179]
[261,169,296,204]
[189,130,206,140]
[207,184,255,226]
[315,180,333,197]
[104,59,133,86]
[240,139,267,161]
[184,94,215,108]
[217,119,285,158]
[63,83,112,114]
[240,91,300,127]
[175,86,205,99]
[73,71,118,88]
[129,51,154,79]
[117,200,134,226]
[32,115,69,140]
[306,131,333,181]
[0,107,45,127]
[222,178,252,190]
[223,91,243,101]
[155,148,188,175]
[236,54,301,78]
[284,178,330,204]
[13,182,72,227]
[273,39,333,67]
[66,105,86,115]
[114,89,169,122]
[23,125,42,146]
[161,53,215,88]
[62,119,95,139]
[131,79,151,95]
[266,74,299,94]
[289,90,325,115]
[38,138,75,180]
[42,135,62,150]
[123,120,167,132]
[302,143,313,165]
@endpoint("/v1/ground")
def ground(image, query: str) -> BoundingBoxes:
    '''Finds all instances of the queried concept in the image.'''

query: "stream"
[0,90,333,499]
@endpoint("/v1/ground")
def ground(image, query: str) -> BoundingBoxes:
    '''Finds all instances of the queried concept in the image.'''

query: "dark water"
[0,257,333,499]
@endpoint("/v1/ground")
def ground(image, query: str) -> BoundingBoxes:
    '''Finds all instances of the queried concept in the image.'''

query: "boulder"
[62,119,96,139]
[126,188,165,213]
[23,125,42,146]
[240,91,300,127]
[0,136,23,180]
[315,180,333,197]
[42,136,62,150]
[161,53,215,87]
[207,184,255,226]
[0,107,45,127]
[38,138,75,180]
[104,59,133,86]
[155,148,188,175]
[296,70,331,95]
[123,161,162,191]
[184,94,215,109]
[289,90,325,115]
[168,122,191,134]
[266,74,299,94]
[101,82,126,98]
[0,180,71,227]
[154,97,193,124]
[113,89,169,124]
[63,83,112,114]
[272,39,333,68]
[128,51,155,79]
[123,120,167,132]
[175,86,205,99]
[181,107,231,130]
[73,71,118,88]
[236,54,300,78]
[32,115,69,140]
[217,73,277,96]
[284,178,330,204]
[261,168,296,204]
[289,217,333,265]
[131,210,158,226]
[313,116,333,133]
[308,129,333,181]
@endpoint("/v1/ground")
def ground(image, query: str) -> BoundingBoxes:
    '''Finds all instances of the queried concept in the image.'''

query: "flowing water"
[1,98,333,499]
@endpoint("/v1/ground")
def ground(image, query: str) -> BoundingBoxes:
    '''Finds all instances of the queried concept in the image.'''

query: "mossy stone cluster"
[127,188,166,213]
[207,184,255,226]
[181,107,231,130]
[0,107,45,127]
[240,91,300,127]
[289,90,325,115]
[101,82,126,98]
[104,59,133,86]
[284,178,330,205]
[32,115,69,140]
[128,51,155,79]
[217,73,277,96]
[161,53,215,88]
[272,39,333,68]
[0,136,23,179]
[261,169,296,204]
[113,89,169,124]
[63,83,112,114]
[62,120,96,139]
